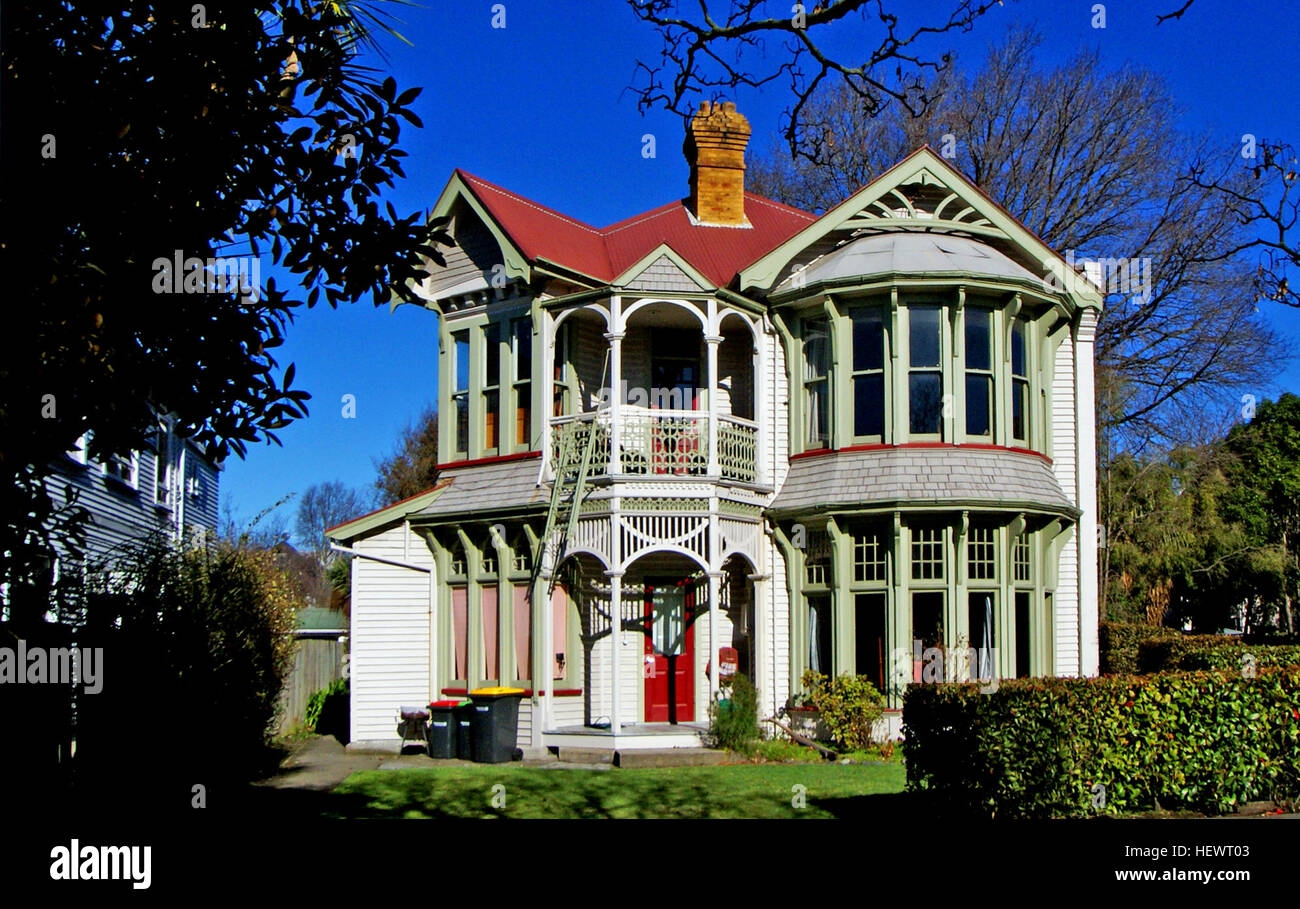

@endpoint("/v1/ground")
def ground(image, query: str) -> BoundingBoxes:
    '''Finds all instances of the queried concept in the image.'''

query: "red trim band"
[436,450,542,471]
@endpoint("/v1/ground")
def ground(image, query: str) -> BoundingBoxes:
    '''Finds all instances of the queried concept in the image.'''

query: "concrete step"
[556,747,616,764]
[614,748,728,769]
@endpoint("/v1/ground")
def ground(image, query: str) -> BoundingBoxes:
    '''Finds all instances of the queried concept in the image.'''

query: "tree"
[218,494,294,549]
[295,480,369,566]
[1,2,450,599]
[1220,394,1300,634]
[373,405,439,505]
[628,0,1005,160]
[745,27,1284,450]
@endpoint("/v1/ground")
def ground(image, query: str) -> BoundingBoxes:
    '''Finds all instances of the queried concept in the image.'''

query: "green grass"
[326,761,906,819]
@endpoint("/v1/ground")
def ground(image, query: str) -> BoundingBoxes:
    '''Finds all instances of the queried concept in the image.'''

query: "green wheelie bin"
[468,687,526,763]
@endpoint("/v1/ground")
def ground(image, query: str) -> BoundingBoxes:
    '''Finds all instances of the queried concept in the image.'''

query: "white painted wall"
[1051,334,1081,676]
[349,523,435,747]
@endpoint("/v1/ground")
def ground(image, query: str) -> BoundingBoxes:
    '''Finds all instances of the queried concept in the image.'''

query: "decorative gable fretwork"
[844,171,998,237]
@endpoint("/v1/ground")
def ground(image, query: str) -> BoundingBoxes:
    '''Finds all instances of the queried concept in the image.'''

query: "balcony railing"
[550,409,758,483]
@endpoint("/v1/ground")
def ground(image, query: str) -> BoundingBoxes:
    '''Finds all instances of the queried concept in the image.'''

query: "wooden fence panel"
[276,636,345,734]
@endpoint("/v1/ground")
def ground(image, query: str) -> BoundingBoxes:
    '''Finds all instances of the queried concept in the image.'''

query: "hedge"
[1098,621,1179,675]
[903,668,1300,818]
[1139,635,1300,674]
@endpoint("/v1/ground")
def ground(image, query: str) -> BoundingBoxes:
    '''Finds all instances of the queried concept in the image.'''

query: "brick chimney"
[684,101,751,226]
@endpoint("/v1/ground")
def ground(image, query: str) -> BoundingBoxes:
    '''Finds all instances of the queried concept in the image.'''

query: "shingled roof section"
[415,457,548,520]
[457,170,816,288]
[770,447,1078,517]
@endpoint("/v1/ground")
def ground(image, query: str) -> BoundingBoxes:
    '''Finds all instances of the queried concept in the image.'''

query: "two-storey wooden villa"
[330,102,1102,754]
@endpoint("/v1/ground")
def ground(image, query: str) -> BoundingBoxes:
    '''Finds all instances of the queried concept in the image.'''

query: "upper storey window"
[483,322,501,452]
[513,318,532,447]
[965,308,994,439]
[803,317,831,449]
[1011,319,1030,446]
[908,306,943,437]
[452,330,470,457]
[851,309,886,440]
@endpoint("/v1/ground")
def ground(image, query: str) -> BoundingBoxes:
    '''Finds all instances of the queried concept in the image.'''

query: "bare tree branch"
[627,0,1007,161]
[1156,0,1197,25]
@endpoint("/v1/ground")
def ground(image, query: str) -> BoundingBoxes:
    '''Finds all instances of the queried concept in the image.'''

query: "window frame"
[1010,317,1031,447]
[966,524,997,583]
[451,329,470,457]
[482,321,502,454]
[849,306,888,443]
[963,306,996,441]
[909,523,946,582]
[801,316,832,451]
[906,304,945,440]
[102,449,139,490]
[512,316,533,449]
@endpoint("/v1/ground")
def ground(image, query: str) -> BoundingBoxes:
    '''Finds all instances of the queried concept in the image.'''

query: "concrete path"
[256,736,384,792]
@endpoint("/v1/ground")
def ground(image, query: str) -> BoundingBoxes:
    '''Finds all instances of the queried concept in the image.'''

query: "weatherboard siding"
[349,523,435,745]
[1051,337,1080,676]
[43,444,219,573]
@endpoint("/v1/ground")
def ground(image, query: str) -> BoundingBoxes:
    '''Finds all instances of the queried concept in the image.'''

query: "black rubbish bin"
[468,687,526,763]
[453,700,475,761]
[427,701,460,759]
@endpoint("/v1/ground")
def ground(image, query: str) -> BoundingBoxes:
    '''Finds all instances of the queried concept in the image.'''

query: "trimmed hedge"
[1139,635,1300,674]
[903,668,1300,817]
[1098,621,1179,675]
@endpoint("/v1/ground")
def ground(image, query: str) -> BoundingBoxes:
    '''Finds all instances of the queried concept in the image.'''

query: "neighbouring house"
[42,415,221,597]
[330,101,1102,754]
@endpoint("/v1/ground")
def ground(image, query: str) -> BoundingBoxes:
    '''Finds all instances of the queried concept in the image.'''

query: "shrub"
[1139,635,1300,673]
[709,672,761,754]
[903,668,1300,817]
[801,670,885,750]
[1098,621,1179,674]
[306,678,350,739]
[75,535,303,792]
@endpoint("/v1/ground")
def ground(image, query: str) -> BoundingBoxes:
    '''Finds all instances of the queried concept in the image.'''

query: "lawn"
[326,759,907,819]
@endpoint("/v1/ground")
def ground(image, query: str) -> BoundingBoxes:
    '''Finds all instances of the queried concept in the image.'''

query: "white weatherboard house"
[329,102,1102,755]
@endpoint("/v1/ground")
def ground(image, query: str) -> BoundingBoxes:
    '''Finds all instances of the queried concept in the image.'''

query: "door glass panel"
[650,585,686,656]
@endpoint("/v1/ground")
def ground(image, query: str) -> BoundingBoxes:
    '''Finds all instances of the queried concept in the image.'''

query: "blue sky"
[220,0,1300,536]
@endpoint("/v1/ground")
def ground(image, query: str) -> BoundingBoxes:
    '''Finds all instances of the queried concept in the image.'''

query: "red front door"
[644,580,694,723]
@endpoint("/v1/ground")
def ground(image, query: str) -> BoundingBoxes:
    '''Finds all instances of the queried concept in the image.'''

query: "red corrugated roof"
[457,169,815,287]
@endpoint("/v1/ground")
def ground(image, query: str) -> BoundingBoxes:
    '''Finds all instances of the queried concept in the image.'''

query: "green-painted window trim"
[439,303,540,463]
[789,293,1048,454]
[784,512,1059,707]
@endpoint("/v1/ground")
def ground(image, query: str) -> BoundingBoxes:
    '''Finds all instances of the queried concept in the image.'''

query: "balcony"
[550,408,758,484]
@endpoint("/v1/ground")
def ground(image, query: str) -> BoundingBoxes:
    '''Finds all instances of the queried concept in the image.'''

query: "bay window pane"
[485,322,500,385]
[965,309,992,371]
[854,374,884,437]
[1012,379,1029,442]
[803,319,830,380]
[1011,320,1027,377]
[514,319,532,381]
[484,390,499,450]
[909,373,942,435]
[454,393,469,454]
[852,310,884,371]
[454,331,470,392]
[808,596,831,674]
[909,306,941,368]
[808,380,829,446]
[965,373,992,437]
